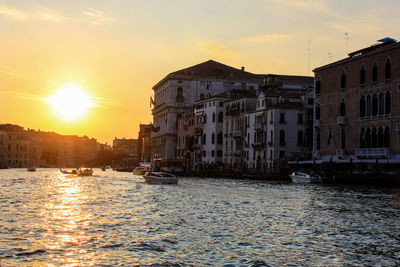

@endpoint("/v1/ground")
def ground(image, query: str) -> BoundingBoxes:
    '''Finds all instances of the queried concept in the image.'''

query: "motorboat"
[27,167,36,172]
[133,162,152,175]
[78,168,94,176]
[60,169,78,175]
[290,171,321,184]
[142,171,178,184]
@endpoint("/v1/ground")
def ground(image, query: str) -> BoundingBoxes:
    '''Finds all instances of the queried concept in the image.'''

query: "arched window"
[279,130,285,146]
[360,128,366,148]
[177,87,183,96]
[378,127,384,148]
[379,92,384,115]
[384,126,390,147]
[315,105,321,120]
[218,112,223,123]
[372,61,378,82]
[212,132,215,144]
[366,128,371,148]
[366,95,371,117]
[360,96,366,117]
[372,94,378,117]
[372,127,377,148]
[212,112,215,123]
[341,127,346,149]
[217,132,223,144]
[340,100,346,116]
[385,57,392,80]
[385,91,391,115]
[297,130,304,146]
[360,64,366,84]
[341,69,346,89]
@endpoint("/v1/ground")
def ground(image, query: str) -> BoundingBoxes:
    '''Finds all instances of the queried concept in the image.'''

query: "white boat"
[142,171,178,184]
[290,171,321,184]
[133,162,152,175]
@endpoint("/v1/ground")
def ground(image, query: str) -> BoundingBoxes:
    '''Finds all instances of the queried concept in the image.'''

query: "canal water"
[0,169,399,266]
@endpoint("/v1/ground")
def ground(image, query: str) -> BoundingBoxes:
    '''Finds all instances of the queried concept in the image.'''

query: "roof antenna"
[307,40,311,76]
[345,33,350,55]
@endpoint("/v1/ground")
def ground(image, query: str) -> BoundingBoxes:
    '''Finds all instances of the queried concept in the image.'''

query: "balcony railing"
[231,131,243,138]
[313,120,320,127]
[254,123,264,131]
[252,142,266,149]
[336,149,346,158]
[312,150,320,159]
[355,148,390,158]
[337,116,346,125]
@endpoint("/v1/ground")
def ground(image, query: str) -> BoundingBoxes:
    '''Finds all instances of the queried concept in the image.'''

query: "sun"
[46,84,94,121]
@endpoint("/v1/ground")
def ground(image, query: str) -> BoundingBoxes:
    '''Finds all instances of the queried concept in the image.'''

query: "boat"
[133,162,152,175]
[142,171,178,184]
[78,168,94,176]
[60,169,78,175]
[27,167,36,172]
[290,171,321,184]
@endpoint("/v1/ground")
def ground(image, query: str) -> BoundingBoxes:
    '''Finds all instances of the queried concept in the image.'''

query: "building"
[0,124,30,167]
[176,112,195,173]
[193,93,228,169]
[151,60,264,163]
[313,38,400,162]
[113,138,138,157]
[223,90,257,171]
[137,124,152,163]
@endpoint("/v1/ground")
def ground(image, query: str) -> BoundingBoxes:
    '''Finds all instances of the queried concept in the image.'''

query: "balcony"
[192,143,202,150]
[355,148,390,158]
[313,120,320,127]
[233,150,242,156]
[194,128,203,136]
[254,123,265,131]
[337,116,346,125]
[336,149,346,159]
[252,142,266,149]
[312,150,320,159]
[231,131,243,138]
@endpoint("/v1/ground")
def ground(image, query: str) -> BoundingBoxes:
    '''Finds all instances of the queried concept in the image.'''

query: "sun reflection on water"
[40,173,96,265]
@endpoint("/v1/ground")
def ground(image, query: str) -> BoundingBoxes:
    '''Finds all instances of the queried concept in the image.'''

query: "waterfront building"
[137,124,152,163]
[113,137,138,157]
[151,60,264,163]
[223,90,257,171]
[313,38,400,162]
[0,125,30,167]
[193,93,228,169]
[176,112,195,173]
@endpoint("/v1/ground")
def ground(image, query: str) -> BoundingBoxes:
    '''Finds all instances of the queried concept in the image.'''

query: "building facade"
[138,124,152,163]
[151,60,263,163]
[313,38,400,162]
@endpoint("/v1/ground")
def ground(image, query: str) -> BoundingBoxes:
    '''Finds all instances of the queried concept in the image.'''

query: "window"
[372,61,378,82]
[211,150,215,157]
[379,93,384,116]
[378,127,384,147]
[177,87,183,96]
[204,114,207,124]
[315,105,321,120]
[366,95,371,117]
[372,127,377,148]
[385,91,391,115]
[297,113,303,123]
[212,133,215,144]
[341,127,346,149]
[212,112,215,123]
[202,133,206,145]
[384,126,390,147]
[360,64,366,84]
[200,93,205,100]
[360,128,365,148]
[366,128,371,148]
[341,69,346,89]
[218,112,223,123]
[360,96,366,118]
[372,94,378,116]
[280,151,285,159]
[279,130,285,146]
[297,131,304,146]
[340,100,346,116]
[315,80,321,94]
[217,133,223,144]
[385,57,392,80]
[279,113,286,123]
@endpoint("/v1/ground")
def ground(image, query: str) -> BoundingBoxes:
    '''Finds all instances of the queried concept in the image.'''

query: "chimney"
[241,66,245,71]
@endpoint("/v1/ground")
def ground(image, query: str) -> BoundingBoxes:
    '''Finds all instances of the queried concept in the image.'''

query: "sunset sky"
[0,0,399,144]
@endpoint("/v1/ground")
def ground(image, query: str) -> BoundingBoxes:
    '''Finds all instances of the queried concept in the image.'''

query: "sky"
[0,0,399,144]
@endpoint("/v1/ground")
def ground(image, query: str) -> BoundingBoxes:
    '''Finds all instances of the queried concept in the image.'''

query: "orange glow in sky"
[0,1,398,143]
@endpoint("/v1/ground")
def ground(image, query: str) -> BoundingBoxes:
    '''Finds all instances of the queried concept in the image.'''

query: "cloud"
[82,8,113,25]
[246,33,290,42]
[0,5,26,20]
[196,40,235,57]
[35,8,65,22]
